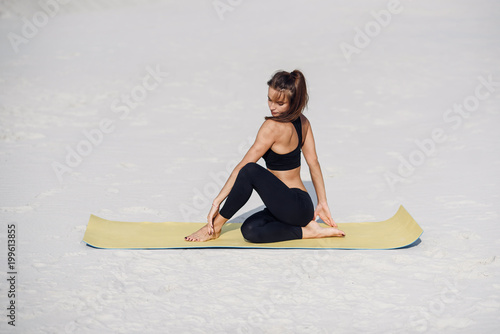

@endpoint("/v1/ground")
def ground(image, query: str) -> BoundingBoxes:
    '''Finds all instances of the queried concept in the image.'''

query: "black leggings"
[219,162,314,243]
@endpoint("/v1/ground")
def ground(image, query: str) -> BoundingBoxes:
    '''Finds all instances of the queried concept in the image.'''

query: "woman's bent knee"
[240,162,259,175]
[236,162,261,184]
[241,221,262,243]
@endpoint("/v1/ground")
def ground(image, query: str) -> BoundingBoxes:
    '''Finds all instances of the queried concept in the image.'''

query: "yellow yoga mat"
[83,205,423,249]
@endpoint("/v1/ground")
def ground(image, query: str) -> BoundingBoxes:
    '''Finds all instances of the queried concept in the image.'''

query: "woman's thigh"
[243,163,314,225]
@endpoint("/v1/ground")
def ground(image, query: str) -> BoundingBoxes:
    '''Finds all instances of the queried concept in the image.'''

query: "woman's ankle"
[213,213,228,231]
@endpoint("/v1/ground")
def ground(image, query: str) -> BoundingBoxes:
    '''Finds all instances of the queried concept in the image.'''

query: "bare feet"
[185,224,220,242]
[302,220,345,239]
[185,212,228,242]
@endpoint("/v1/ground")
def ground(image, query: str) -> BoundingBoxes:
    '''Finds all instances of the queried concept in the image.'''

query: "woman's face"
[268,87,290,117]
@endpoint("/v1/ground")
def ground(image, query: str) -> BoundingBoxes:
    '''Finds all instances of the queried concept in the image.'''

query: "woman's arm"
[205,120,276,234]
[301,117,337,227]
[212,120,276,207]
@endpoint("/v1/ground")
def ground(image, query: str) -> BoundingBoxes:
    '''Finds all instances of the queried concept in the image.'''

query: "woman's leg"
[241,208,302,243]
[186,162,344,242]
[219,162,314,226]
[184,212,228,242]
[186,163,272,242]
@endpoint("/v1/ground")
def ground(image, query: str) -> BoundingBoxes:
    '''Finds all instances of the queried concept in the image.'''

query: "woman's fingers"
[206,215,213,235]
[325,216,333,227]
[315,204,338,228]
[317,211,337,228]
[324,215,337,228]
[316,210,327,222]
[207,206,219,235]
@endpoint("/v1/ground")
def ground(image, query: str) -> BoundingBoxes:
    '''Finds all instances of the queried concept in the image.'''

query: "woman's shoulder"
[262,118,294,131]
[261,118,281,130]
[261,115,310,130]
[257,119,281,140]
[300,114,310,129]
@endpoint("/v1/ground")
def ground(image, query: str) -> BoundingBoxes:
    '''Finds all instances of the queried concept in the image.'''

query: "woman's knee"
[241,220,262,243]
[239,162,260,178]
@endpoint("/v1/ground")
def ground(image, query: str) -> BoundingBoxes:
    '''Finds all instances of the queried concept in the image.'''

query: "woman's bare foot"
[302,220,345,239]
[185,224,220,242]
[185,212,228,242]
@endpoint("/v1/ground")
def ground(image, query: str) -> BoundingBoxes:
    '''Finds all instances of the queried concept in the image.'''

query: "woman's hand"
[314,202,337,228]
[207,203,219,235]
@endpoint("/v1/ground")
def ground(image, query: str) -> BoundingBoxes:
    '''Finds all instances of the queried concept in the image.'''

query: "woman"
[185,69,345,242]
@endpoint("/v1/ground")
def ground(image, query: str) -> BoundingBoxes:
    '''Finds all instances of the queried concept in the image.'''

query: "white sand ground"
[0,0,499,333]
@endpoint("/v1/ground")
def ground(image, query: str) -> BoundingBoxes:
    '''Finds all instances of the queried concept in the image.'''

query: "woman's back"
[267,118,302,155]
[264,115,309,191]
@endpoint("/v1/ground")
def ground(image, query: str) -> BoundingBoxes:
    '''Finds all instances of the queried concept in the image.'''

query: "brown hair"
[265,69,309,123]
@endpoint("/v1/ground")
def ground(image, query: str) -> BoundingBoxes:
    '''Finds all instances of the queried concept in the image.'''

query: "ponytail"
[265,69,309,123]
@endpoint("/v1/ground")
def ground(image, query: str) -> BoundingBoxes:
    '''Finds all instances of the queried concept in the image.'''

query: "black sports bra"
[262,117,302,171]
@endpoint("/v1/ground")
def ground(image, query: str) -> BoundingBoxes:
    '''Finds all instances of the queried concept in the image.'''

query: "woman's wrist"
[213,195,226,207]
[317,199,328,205]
